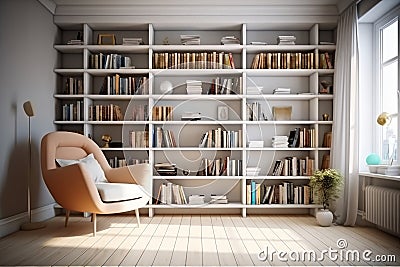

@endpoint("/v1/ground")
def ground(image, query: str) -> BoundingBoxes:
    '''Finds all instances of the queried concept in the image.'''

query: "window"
[375,13,399,163]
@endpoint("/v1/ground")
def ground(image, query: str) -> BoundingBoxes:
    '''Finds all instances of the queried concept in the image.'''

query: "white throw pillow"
[56,153,108,183]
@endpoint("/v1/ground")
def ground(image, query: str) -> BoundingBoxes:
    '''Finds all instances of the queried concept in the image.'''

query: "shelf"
[245,204,322,208]
[151,44,243,53]
[151,69,242,76]
[87,95,149,100]
[152,147,243,151]
[86,121,148,125]
[245,94,317,100]
[245,120,318,125]
[152,94,243,101]
[86,69,149,75]
[54,45,85,53]
[54,121,85,124]
[152,120,243,125]
[245,147,317,151]
[245,176,310,180]
[245,44,317,52]
[100,147,149,151]
[246,69,316,77]
[54,69,84,75]
[149,203,244,208]
[54,94,85,99]
[153,176,243,180]
[86,44,149,53]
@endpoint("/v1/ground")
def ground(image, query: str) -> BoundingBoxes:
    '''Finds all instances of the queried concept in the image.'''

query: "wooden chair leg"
[65,209,70,227]
[135,209,140,227]
[92,213,96,237]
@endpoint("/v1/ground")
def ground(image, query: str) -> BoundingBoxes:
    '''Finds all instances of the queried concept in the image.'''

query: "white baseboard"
[0,203,56,238]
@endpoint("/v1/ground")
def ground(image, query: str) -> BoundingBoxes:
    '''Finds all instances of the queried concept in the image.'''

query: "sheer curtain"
[331,3,359,226]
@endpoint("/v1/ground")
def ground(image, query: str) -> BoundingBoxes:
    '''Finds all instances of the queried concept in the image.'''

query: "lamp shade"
[23,101,35,117]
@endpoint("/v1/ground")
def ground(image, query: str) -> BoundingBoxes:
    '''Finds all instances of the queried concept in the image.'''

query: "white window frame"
[373,7,400,164]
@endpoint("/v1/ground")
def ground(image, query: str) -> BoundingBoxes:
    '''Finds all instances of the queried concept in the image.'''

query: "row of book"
[99,75,149,95]
[156,182,187,204]
[131,104,149,121]
[269,156,315,176]
[88,104,123,121]
[208,77,242,95]
[288,127,316,148]
[89,53,133,69]
[153,127,177,147]
[64,77,83,95]
[199,128,243,148]
[129,130,149,148]
[197,157,242,176]
[246,102,266,121]
[246,181,312,205]
[152,106,173,121]
[153,52,236,69]
[62,101,84,121]
[250,52,334,70]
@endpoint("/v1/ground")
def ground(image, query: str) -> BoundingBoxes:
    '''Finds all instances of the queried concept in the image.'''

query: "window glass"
[381,20,398,63]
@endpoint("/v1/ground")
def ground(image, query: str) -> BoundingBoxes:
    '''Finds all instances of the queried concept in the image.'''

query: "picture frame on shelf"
[97,34,116,45]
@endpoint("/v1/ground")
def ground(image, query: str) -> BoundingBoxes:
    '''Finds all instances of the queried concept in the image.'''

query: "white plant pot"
[316,209,333,226]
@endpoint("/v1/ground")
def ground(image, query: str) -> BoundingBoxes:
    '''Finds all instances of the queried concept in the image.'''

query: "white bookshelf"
[54,22,336,217]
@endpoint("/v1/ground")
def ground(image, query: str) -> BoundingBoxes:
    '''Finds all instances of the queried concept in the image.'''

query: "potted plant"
[309,168,343,226]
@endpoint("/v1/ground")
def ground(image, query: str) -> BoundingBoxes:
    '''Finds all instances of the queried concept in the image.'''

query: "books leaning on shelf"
[247,182,312,205]
[129,130,149,148]
[208,77,242,95]
[153,51,235,69]
[156,182,187,205]
[64,77,83,95]
[122,37,143,45]
[62,101,84,121]
[272,135,288,148]
[89,104,123,121]
[269,156,315,176]
[198,157,242,176]
[247,102,262,121]
[153,127,177,148]
[322,131,332,147]
[99,75,148,95]
[152,106,173,121]
[210,194,228,204]
[198,128,242,148]
[221,36,240,45]
[89,53,133,69]
[288,127,316,148]
[250,52,316,69]
[319,52,334,69]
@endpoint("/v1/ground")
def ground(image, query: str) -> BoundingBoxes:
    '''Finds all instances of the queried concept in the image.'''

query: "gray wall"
[0,0,57,220]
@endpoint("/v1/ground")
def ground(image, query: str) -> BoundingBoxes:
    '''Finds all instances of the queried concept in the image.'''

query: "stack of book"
[67,39,84,45]
[186,80,202,94]
[246,167,261,176]
[221,36,240,45]
[154,163,177,176]
[249,41,267,45]
[272,136,288,148]
[247,86,263,95]
[181,35,200,45]
[248,140,264,148]
[122,37,143,45]
[277,35,296,45]
[210,194,228,204]
[273,88,291,94]
[189,195,205,205]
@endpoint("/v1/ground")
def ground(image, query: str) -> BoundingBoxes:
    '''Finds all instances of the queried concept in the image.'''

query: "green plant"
[309,168,343,210]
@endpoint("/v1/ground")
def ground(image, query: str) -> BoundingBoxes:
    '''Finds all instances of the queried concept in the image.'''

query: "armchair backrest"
[41,131,110,173]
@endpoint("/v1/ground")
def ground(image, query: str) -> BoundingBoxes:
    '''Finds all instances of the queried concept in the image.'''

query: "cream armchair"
[41,131,151,236]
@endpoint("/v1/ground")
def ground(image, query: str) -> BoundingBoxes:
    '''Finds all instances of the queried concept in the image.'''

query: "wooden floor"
[0,214,399,266]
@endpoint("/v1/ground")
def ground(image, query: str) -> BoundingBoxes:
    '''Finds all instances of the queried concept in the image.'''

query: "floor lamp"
[21,101,45,231]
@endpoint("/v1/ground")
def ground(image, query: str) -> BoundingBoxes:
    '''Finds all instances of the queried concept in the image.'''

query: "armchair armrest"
[44,164,103,213]
[105,163,152,196]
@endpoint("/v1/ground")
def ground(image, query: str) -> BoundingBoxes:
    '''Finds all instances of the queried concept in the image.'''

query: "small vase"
[316,209,333,226]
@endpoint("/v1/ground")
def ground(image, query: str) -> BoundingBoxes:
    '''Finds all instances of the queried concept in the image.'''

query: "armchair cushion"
[95,183,144,203]
[56,153,108,183]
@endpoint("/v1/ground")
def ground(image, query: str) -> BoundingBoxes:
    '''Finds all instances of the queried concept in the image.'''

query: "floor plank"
[1,214,399,266]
